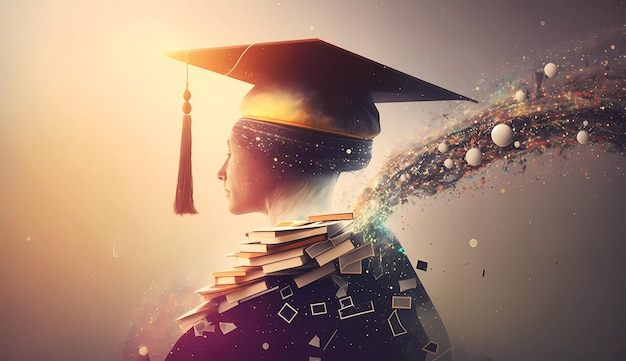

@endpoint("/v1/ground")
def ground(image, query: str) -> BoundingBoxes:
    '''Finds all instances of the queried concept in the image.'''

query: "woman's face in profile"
[217,132,278,215]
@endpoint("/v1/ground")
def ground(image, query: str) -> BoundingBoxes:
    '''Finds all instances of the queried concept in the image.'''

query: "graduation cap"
[167,38,477,214]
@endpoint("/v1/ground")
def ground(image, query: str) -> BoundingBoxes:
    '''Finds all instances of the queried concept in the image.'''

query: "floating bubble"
[514,89,527,102]
[544,62,558,78]
[583,120,589,127]
[444,158,454,169]
[577,130,590,144]
[514,140,521,148]
[491,123,514,147]
[262,342,270,350]
[438,141,449,153]
[469,238,478,248]
[465,148,482,166]
[138,345,149,356]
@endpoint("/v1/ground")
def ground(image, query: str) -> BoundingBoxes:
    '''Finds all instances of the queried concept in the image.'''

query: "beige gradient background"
[1,1,625,361]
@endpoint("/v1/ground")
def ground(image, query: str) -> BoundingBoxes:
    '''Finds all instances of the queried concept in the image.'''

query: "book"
[294,262,336,288]
[238,234,326,253]
[321,220,354,238]
[214,268,266,285]
[212,268,260,277]
[307,212,354,222]
[249,222,329,237]
[225,280,269,304]
[234,246,309,267]
[305,240,334,259]
[314,238,355,266]
[246,225,328,244]
[329,226,353,246]
[338,242,375,274]
[262,255,310,273]
[175,299,220,331]
[195,280,259,300]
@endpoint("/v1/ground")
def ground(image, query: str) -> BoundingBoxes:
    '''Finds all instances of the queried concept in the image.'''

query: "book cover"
[293,262,336,288]
[214,268,266,285]
[246,226,328,244]
[234,246,308,267]
[224,280,269,304]
[262,255,310,273]
[338,242,375,274]
[238,234,326,254]
[307,212,354,222]
[314,238,355,266]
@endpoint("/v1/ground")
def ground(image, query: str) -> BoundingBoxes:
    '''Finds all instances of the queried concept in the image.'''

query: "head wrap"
[232,118,373,174]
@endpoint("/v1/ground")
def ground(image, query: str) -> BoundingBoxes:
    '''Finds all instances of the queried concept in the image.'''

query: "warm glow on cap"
[240,84,380,139]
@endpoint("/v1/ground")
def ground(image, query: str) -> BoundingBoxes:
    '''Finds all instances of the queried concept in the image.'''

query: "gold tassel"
[174,55,198,215]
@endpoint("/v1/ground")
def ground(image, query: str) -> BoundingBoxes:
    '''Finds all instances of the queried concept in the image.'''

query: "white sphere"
[444,158,454,169]
[438,141,449,153]
[514,140,521,148]
[469,238,479,248]
[465,148,483,166]
[577,130,590,144]
[583,120,589,127]
[544,62,558,78]
[138,346,149,356]
[515,90,527,102]
[491,123,514,147]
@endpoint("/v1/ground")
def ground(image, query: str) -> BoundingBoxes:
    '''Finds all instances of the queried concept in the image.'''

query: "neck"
[265,174,338,225]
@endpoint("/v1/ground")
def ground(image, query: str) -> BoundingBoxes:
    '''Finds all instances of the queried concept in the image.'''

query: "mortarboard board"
[167,38,477,214]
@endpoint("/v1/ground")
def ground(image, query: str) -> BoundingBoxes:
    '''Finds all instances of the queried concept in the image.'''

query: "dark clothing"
[165,225,450,361]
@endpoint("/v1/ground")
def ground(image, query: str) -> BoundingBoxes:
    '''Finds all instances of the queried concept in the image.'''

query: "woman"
[161,39,474,360]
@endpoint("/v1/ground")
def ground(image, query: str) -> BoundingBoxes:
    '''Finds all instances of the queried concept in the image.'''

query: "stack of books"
[176,212,375,330]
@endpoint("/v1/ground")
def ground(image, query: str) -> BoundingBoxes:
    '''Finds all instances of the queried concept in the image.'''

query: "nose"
[217,158,227,181]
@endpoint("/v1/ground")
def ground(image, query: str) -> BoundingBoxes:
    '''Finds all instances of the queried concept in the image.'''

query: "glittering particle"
[398,278,417,292]
[138,345,149,356]
[193,319,214,337]
[219,322,237,335]
[391,296,412,309]
[387,309,408,337]
[416,260,428,271]
[514,140,521,148]
[308,335,321,348]
[310,302,328,316]
[323,329,338,350]
[277,303,298,324]
[338,299,375,320]
[469,238,478,248]
[262,342,270,350]
[346,148,352,154]
[339,296,354,309]
[280,285,293,300]
[422,341,439,354]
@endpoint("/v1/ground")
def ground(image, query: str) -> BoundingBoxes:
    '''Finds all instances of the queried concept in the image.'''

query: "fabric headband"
[232,118,373,174]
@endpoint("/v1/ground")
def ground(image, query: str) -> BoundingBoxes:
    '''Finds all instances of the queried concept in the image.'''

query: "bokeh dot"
[138,345,149,356]
[469,238,478,248]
